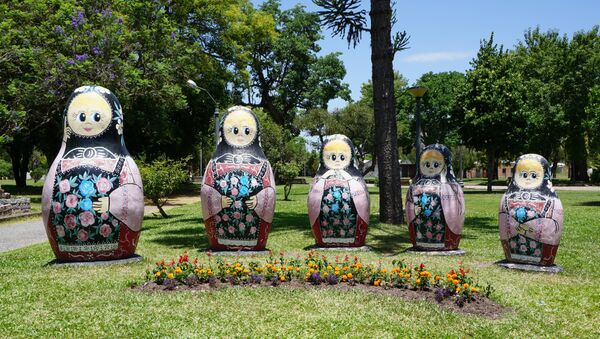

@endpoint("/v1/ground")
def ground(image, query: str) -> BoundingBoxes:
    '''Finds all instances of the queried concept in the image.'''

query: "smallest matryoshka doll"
[499,154,564,265]
[405,144,465,251]
[307,134,370,247]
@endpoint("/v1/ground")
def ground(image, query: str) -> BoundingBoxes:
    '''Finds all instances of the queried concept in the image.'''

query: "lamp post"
[187,79,219,146]
[407,86,428,164]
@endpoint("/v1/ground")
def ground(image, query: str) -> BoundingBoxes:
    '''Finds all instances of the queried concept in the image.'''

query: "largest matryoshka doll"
[201,106,275,250]
[499,154,564,265]
[405,144,465,251]
[42,86,144,261]
[307,134,370,247]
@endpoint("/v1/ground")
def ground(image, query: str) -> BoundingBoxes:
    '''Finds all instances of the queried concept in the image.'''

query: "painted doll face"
[323,139,352,170]
[514,158,544,189]
[223,109,257,148]
[420,149,445,177]
[67,92,112,137]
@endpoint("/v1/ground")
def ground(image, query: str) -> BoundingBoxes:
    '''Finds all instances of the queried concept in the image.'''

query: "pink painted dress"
[405,144,465,250]
[201,106,275,250]
[498,154,564,265]
[307,135,370,247]
[42,86,144,262]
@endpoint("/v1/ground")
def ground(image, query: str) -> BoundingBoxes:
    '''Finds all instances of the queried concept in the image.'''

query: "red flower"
[77,229,88,242]
[64,214,77,229]
[65,194,79,208]
[99,224,112,237]
[96,177,112,194]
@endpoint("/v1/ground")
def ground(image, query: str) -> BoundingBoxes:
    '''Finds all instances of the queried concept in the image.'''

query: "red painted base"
[204,217,271,251]
[46,216,140,262]
[501,240,559,266]
[407,223,461,251]
[311,217,368,248]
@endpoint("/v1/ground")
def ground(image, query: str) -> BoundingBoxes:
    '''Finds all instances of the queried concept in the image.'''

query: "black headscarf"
[213,106,266,160]
[315,134,362,178]
[414,143,458,184]
[63,86,128,156]
[506,153,556,197]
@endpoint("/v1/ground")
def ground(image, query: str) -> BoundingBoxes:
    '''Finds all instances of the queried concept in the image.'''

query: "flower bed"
[136,251,503,316]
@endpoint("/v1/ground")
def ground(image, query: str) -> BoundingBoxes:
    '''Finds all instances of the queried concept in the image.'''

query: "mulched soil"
[132,280,508,319]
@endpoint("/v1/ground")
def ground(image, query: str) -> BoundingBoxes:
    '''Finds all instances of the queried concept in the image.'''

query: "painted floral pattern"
[508,234,541,258]
[214,170,263,240]
[51,170,120,245]
[413,192,446,244]
[319,184,357,239]
[508,206,542,259]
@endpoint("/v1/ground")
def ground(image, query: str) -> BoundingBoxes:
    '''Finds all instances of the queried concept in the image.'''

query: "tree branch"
[313,0,368,48]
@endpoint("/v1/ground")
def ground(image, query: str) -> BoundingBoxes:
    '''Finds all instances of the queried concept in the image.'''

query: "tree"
[243,1,349,128]
[0,0,265,186]
[139,157,188,218]
[457,33,527,192]
[314,0,410,224]
[414,71,466,147]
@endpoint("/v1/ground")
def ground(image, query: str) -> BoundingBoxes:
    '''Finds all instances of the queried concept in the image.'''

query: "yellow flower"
[288,265,293,271]
[416,278,421,284]
[471,287,478,293]
[380,269,387,274]
[167,273,174,279]
[155,271,161,277]
[226,269,231,274]
[456,287,461,293]
[279,275,286,282]
[200,269,206,274]
[347,272,353,279]
[296,268,301,272]
[243,268,249,274]
[463,283,470,289]
[207,269,213,276]
[309,268,315,274]
[435,275,441,281]
[342,274,348,281]
[327,265,333,271]
[453,279,460,285]
[323,272,329,278]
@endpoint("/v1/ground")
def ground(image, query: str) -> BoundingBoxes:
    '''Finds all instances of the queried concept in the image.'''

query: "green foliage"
[28,148,47,182]
[243,1,349,127]
[274,161,301,200]
[0,159,11,178]
[139,157,189,217]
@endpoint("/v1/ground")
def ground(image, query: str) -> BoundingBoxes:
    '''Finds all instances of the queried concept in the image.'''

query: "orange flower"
[347,272,353,279]
[374,279,381,286]
[416,278,421,284]
[463,283,470,289]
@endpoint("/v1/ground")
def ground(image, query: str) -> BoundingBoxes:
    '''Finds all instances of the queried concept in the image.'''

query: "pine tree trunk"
[370,1,402,224]
[486,148,495,193]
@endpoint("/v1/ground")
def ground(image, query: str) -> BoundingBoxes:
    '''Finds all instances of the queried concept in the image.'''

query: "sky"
[253,0,600,109]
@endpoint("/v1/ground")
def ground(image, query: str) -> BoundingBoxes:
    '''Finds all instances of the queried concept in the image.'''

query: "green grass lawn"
[1,184,599,337]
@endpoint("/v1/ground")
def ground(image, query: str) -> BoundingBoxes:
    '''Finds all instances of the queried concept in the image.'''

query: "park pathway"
[0,195,200,253]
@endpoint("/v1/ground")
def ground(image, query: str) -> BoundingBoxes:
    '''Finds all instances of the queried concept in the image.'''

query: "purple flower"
[170,32,175,39]
[250,275,262,284]
[75,54,88,62]
[327,274,339,285]
[117,18,123,24]
[71,10,85,29]
[66,59,75,65]
[101,8,113,17]
[54,26,64,35]
[311,272,322,285]
[92,47,102,55]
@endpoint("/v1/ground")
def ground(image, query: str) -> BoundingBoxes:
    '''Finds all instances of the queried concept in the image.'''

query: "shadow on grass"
[148,225,207,250]
[463,190,504,195]
[462,216,498,238]
[575,201,600,207]
[367,222,412,255]
[1,184,43,195]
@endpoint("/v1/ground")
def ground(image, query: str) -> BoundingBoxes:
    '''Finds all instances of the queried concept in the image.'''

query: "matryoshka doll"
[307,134,370,247]
[499,154,564,265]
[405,144,464,250]
[201,106,275,250]
[42,86,144,261]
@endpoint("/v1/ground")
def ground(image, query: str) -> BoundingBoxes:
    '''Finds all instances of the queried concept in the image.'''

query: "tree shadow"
[366,222,412,255]
[147,225,207,250]
[461,216,498,238]
[575,201,600,207]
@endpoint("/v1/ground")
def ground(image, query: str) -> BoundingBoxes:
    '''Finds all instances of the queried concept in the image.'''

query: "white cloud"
[402,51,473,63]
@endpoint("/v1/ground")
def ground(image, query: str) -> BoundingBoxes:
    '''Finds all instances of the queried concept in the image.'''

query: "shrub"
[139,157,189,217]
[274,161,301,200]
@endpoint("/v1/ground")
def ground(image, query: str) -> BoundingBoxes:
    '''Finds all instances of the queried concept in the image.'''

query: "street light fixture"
[407,86,428,163]
[187,79,220,146]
